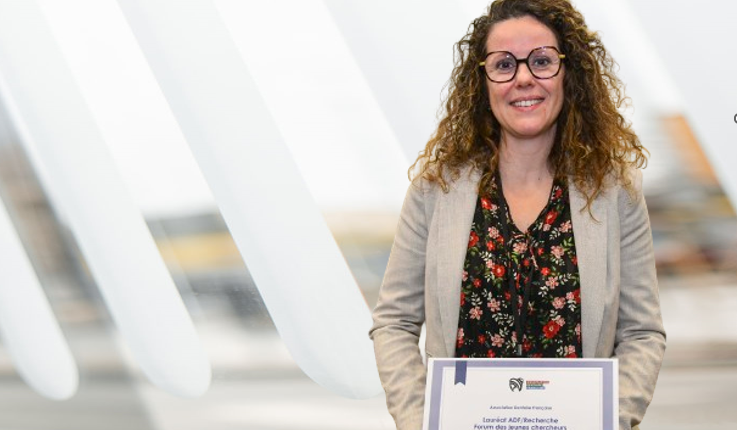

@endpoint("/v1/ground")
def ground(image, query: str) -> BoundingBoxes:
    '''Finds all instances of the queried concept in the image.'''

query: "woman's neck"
[498,134,554,186]
[497,134,556,232]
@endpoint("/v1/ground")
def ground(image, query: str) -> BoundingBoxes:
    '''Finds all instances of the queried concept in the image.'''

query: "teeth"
[512,99,543,107]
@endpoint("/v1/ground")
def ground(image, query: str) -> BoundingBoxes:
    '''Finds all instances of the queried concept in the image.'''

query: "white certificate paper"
[423,358,618,430]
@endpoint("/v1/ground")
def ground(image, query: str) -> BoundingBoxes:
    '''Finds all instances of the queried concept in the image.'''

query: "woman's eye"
[495,60,516,71]
[532,57,553,68]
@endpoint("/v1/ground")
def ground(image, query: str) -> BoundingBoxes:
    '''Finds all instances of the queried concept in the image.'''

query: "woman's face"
[485,16,565,144]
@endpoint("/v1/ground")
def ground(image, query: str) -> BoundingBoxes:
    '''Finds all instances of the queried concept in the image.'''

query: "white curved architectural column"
[0,196,78,400]
[215,0,407,213]
[0,1,210,397]
[117,0,381,398]
[323,0,470,160]
[36,0,216,219]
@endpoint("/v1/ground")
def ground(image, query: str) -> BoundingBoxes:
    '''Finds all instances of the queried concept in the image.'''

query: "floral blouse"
[455,175,582,359]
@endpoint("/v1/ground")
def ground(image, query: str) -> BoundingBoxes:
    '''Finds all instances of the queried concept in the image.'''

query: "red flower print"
[564,345,577,357]
[486,241,495,251]
[541,267,550,276]
[457,328,464,348]
[543,320,561,339]
[473,278,481,288]
[554,187,563,199]
[572,256,578,266]
[487,349,496,358]
[481,197,492,210]
[565,290,581,304]
[493,264,506,278]
[544,210,558,225]
[460,292,466,306]
[478,334,486,344]
[468,231,479,248]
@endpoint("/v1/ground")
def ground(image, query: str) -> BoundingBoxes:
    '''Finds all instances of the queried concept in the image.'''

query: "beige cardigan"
[370,167,665,430]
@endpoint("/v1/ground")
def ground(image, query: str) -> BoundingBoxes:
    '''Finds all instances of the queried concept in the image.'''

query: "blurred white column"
[117,0,381,398]
[0,0,210,397]
[36,0,216,219]
[216,0,407,213]
[323,0,470,160]
[0,196,78,400]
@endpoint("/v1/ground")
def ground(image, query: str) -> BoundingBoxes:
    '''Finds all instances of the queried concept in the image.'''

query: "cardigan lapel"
[569,185,608,358]
[436,168,481,357]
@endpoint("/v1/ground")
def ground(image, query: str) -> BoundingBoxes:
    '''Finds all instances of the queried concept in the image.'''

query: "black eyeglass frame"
[479,46,566,83]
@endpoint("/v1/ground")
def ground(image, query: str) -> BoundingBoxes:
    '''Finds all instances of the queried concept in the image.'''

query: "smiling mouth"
[511,99,544,108]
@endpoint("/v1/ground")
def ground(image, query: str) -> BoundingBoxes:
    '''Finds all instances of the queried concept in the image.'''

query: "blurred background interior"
[0,0,735,429]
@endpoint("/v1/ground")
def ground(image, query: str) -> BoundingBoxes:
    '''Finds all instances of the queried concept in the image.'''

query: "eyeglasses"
[479,46,565,83]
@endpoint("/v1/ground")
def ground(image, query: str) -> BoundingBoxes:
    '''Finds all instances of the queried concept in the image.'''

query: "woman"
[369,1,666,430]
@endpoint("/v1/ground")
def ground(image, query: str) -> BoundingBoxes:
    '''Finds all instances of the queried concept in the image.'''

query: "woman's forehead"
[485,16,559,54]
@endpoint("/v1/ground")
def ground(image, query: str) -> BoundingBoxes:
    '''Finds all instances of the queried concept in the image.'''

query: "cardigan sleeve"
[369,179,429,430]
[615,169,666,430]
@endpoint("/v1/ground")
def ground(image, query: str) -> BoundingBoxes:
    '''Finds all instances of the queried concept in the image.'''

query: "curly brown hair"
[411,0,647,210]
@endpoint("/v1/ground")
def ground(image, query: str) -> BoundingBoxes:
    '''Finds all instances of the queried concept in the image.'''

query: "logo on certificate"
[508,377,524,392]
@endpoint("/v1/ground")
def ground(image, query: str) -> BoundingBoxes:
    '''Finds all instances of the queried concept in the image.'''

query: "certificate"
[423,358,618,430]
